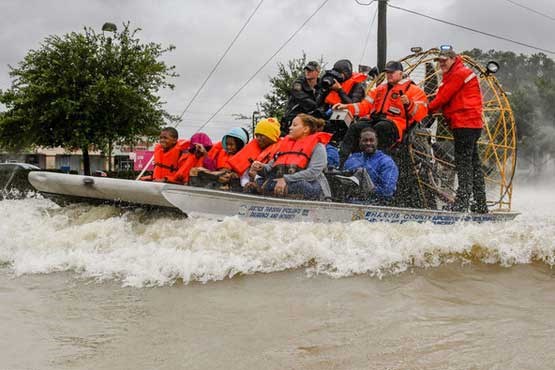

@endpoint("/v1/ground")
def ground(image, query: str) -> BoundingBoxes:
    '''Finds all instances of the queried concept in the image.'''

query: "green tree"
[0,23,177,175]
[259,52,324,121]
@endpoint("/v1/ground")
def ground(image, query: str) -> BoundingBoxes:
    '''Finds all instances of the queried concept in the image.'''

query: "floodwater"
[0,183,554,370]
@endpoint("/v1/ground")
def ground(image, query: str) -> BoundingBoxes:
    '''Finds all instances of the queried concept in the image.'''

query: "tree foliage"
[259,52,324,121]
[0,23,177,174]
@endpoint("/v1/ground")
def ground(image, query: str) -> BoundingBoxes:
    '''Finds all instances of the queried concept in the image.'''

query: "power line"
[388,3,555,54]
[503,0,555,22]
[355,0,377,5]
[175,0,265,123]
[359,4,379,65]
[195,0,330,133]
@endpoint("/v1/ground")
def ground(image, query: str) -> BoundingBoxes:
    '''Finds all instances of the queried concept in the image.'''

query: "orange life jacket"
[348,79,428,142]
[168,152,205,184]
[208,142,233,170]
[273,132,332,170]
[228,139,280,174]
[152,139,188,180]
[324,73,367,105]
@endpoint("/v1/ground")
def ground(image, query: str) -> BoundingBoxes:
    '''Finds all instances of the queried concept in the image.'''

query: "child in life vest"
[167,133,215,184]
[140,127,187,182]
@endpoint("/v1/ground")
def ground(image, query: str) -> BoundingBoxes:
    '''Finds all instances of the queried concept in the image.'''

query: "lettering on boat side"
[362,210,497,224]
[238,205,311,220]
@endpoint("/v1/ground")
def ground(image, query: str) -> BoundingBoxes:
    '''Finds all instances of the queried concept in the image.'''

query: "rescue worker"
[428,46,487,213]
[333,60,428,165]
[323,59,367,107]
[322,59,367,142]
[342,127,399,202]
[139,127,187,182]
[228,118,281,187]
[168,132,215,184]
[250,113,331,200]
[281,61,322,135]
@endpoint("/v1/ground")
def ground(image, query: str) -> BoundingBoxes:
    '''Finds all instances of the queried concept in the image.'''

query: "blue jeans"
[257,177,322,200]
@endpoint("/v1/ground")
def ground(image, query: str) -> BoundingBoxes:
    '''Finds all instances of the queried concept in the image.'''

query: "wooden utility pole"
[377,0,387,72]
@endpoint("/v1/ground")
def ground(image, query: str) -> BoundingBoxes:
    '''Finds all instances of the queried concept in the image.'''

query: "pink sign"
[133,150,154,171]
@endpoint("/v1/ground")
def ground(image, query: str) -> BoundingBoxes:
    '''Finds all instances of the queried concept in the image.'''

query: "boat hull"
[28,172,518,225]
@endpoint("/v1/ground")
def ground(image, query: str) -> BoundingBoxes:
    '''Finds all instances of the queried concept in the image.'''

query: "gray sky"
[1,0,554,139]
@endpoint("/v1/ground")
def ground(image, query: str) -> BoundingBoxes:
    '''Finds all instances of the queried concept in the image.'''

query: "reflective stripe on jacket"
[428,56,483,129]
[347,79,429,141]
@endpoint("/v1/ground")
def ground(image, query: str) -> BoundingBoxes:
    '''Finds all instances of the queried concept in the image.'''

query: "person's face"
[437,57,456,73]
[225,137,239,154]
[159,130,177,150]
[359,131,378,155]
[304,68,319,82]
[386,70,403,84]
[288,116,310,140]
[255,133,274,149]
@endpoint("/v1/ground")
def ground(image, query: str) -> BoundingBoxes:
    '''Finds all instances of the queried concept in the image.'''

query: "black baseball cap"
[304,61,320,71]
[384,60,403,72]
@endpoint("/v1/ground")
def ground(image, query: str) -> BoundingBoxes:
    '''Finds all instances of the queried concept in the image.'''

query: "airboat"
[27,48,519,225]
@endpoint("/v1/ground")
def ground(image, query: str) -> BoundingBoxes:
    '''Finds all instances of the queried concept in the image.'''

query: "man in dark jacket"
[281,61,322,135]
[429,45,487,213]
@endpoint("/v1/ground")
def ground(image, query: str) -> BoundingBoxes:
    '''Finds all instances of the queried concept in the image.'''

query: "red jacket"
[347,79,428,142]
[429,56,483,129]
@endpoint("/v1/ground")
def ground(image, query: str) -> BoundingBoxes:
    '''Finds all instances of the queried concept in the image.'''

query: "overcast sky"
[1,0,554,139]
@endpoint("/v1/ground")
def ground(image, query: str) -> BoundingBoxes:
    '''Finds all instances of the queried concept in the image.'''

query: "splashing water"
[0,184,553,287]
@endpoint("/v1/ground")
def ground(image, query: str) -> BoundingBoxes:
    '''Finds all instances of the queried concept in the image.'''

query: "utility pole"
[377,0,387,72]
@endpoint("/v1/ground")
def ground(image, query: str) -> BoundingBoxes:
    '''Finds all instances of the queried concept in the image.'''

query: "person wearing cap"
[321,59,368,143]
[428,46,487,213]
[281,61,323,135]
[334,60,428,165]
[323,59,367,107]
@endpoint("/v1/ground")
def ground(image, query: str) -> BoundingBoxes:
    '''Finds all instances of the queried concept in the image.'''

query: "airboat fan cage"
[368,48,516,211]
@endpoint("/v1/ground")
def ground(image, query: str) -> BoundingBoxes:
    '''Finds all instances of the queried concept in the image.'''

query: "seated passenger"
[341,127,398,202]
[230,118,281,187]
[140,127,187,182]
[167,133,214,184]
[250,113,332,200]
[209,127,250,170]
[188,127,250,189]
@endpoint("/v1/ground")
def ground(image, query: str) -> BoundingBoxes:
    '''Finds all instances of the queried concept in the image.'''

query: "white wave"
[0,187,553,287]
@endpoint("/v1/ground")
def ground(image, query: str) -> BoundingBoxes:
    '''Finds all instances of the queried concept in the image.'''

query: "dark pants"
[452,128,487,212]
[256,177,322,200]
[339,119,398,166]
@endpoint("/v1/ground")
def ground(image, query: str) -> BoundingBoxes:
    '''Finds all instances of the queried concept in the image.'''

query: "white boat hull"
[28,172,518,225]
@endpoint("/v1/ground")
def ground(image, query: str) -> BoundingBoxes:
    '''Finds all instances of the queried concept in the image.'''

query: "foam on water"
[0,185,553,287]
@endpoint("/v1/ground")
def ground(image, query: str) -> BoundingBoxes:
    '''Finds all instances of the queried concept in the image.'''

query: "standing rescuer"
[428,45,488,213]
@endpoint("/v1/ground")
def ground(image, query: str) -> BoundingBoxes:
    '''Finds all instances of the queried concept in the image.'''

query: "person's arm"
[283,143,327,182]
[343,152,363,171]
[290,81,318,112]
[349,82,366,103]
[428,72,466,113]
[373,157,399,198]
[405,86,429,123]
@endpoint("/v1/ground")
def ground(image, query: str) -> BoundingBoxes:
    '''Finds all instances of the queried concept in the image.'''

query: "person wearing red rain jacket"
[139,127,188,182]
[250,114,332,200]
[334,60,428,165]
[428,46,487,213]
